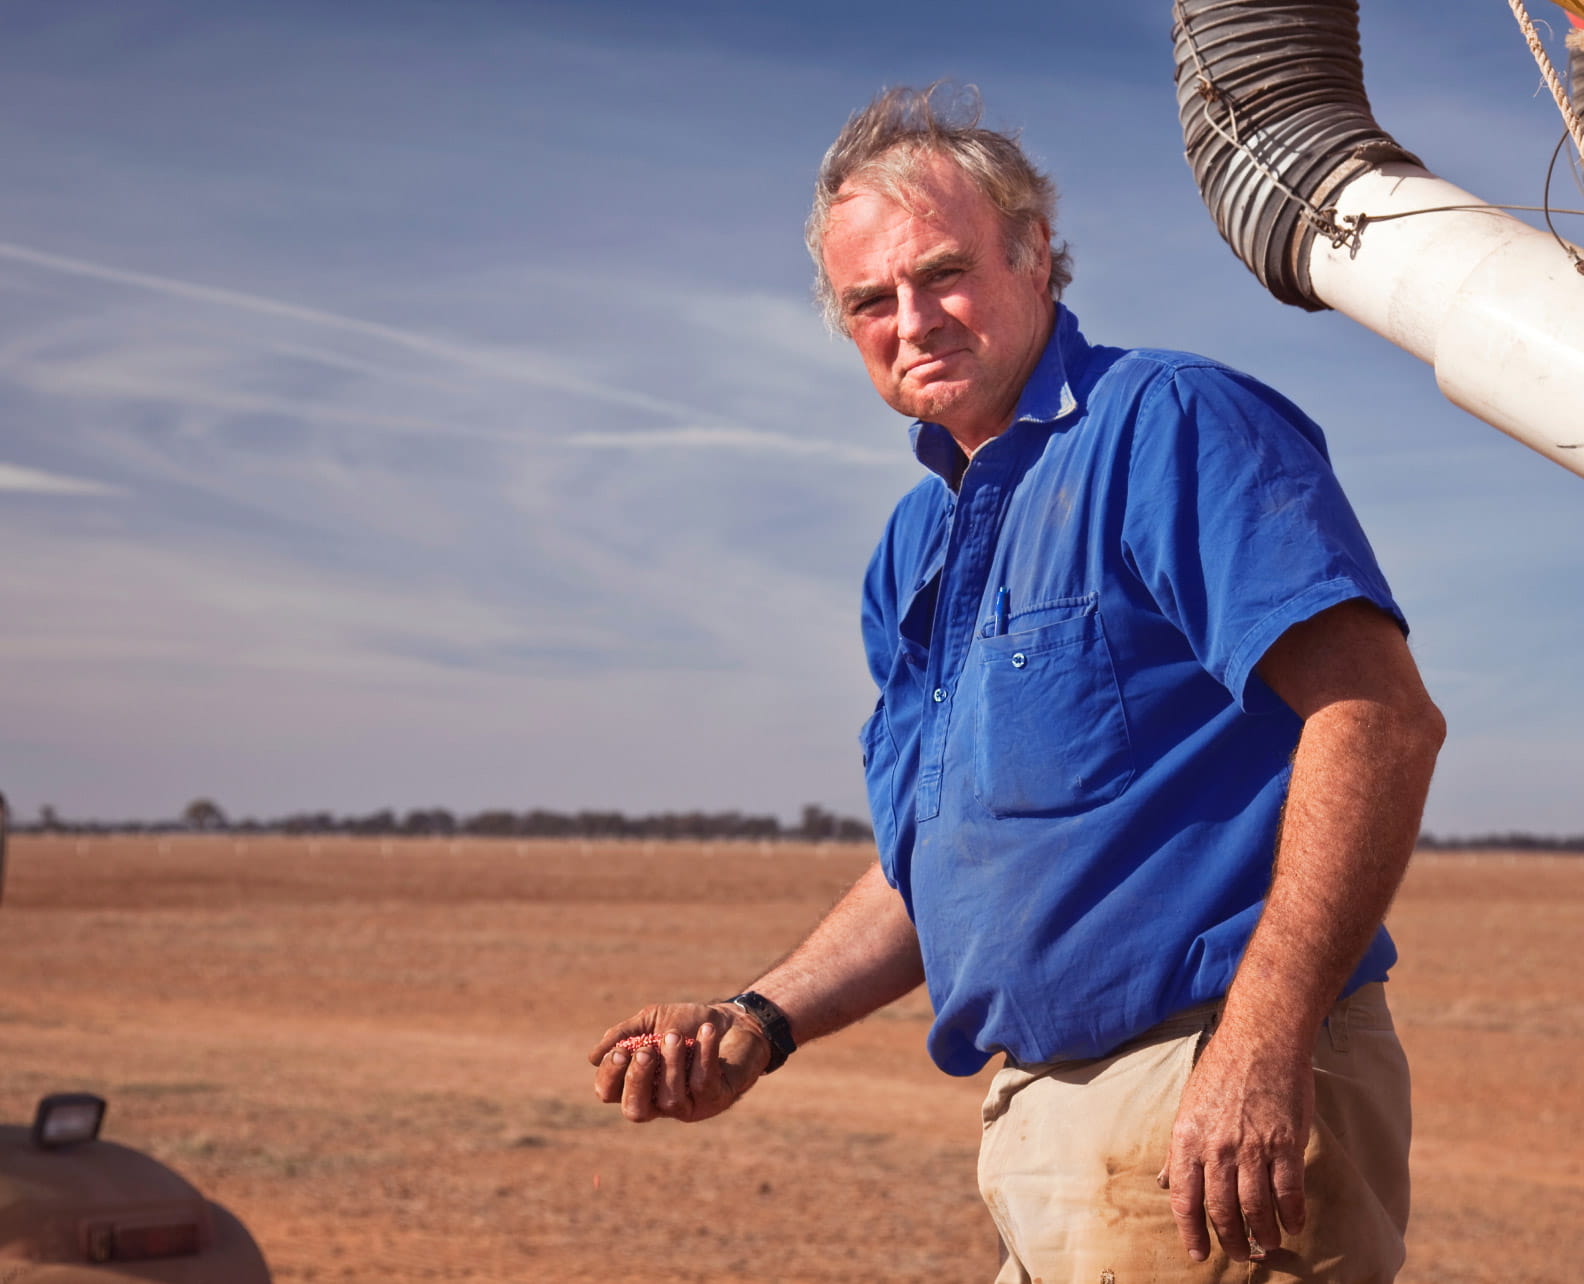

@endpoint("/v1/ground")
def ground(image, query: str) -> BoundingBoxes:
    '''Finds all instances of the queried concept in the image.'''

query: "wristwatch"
[725,990,797,1074]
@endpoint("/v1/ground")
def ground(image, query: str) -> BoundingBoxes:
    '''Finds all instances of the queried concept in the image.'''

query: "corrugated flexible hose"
[1171,0,1420,311]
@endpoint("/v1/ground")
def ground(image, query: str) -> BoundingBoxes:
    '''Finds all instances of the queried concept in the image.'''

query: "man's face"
[821,154,1055,454]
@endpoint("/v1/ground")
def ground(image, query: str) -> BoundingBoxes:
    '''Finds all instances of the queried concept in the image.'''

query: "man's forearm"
[1218,693,1444,1049]
[749,859,925,1046]
[1164,600,1444,1262]
[589,859,922,1121]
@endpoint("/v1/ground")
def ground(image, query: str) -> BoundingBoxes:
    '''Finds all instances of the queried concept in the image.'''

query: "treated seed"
[614,1033,697,1053]
[614,1033,699,1103]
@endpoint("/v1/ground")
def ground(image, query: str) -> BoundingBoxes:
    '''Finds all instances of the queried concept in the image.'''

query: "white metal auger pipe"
[1172,0,1584,480]
[1307,163,1584,476]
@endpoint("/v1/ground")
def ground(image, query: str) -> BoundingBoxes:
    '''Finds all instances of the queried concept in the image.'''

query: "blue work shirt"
[859,306,1403,1076]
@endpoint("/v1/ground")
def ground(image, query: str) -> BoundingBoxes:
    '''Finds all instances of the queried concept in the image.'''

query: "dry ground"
[0,836,1578,1282]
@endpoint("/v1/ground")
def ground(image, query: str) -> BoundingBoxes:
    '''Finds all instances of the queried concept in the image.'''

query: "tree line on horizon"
[22,798,875,843]
[1413,831,1584,852]
[11,798,1584,851]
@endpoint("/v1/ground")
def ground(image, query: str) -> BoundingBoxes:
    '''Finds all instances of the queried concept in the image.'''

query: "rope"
[1510,0,1584,166]
[1569,26,1584,115]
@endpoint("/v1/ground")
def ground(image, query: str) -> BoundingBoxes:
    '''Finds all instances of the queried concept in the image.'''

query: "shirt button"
[1011,653,1028,669]
[932,688,947,703]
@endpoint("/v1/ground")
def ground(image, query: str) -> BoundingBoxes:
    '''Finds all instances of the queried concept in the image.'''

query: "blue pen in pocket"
[993,585,1009,636]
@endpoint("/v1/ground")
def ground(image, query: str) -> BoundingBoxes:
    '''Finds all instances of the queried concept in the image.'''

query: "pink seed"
[615,1033,697,1053]
[615,1033,699,1101]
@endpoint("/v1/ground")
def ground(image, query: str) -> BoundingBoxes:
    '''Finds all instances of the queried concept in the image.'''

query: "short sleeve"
[1120,362,1404,712]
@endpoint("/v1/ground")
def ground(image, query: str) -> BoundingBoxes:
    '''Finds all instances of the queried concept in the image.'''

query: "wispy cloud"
[0,462,122,496]
[0,238,896,468]
[564,425,895,466]
[0,239,699,421]
[18,354,526,445]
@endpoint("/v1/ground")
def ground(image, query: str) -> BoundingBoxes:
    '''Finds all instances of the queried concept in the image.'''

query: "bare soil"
[0,836,1578,1282]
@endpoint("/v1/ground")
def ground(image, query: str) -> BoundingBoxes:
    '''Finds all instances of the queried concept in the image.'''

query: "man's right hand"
[589,1001,772,1123]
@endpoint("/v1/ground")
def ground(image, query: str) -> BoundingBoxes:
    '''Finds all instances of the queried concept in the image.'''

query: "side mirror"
[31,1093,107,1150]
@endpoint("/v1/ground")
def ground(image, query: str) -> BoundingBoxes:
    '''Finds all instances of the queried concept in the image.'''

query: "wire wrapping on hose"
[1172,0,1420,311]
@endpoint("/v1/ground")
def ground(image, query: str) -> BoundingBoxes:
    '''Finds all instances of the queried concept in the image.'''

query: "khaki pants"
[978,984,1410,1283]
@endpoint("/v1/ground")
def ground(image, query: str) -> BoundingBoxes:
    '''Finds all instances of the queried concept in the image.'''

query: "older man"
[591,86,1443,1283]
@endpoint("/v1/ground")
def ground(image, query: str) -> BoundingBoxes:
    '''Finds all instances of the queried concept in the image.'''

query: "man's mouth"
[904,350,963,380]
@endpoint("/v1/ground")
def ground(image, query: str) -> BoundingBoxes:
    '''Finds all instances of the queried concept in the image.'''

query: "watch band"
[726,990,797,1074]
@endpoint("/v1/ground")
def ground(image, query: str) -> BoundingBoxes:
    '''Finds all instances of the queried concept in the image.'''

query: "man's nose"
[895,285,944,345]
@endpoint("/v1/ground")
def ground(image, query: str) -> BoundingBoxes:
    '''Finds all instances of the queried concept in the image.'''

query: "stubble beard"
[892,358,976,426]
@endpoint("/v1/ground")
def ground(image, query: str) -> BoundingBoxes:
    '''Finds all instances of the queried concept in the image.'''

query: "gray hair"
[806,83,1074,335]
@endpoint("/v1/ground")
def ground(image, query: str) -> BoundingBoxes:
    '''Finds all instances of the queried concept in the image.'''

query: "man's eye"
[929,268,963,287]
[851,295,889,315]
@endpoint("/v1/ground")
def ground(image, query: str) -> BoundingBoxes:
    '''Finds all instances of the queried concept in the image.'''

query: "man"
[590,86,1444,1283]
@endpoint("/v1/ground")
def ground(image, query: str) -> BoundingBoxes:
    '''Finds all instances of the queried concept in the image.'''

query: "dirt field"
[0,835,1578,1282]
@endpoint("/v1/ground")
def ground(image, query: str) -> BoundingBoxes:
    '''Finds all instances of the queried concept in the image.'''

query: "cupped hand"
[1159,1024,1314,1263]
[589,1001,771,1123]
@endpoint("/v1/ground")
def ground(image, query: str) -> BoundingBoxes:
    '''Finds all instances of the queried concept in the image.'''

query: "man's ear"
[1028,218,1052,282]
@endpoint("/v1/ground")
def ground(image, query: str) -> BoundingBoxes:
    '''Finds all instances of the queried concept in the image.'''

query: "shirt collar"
[909,304,1086,485]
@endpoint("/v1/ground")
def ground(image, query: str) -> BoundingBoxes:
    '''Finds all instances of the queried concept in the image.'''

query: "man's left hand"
[1158,1021,1313,1263]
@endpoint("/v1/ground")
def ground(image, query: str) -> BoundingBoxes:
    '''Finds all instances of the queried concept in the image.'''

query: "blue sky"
[1,0,1580,834]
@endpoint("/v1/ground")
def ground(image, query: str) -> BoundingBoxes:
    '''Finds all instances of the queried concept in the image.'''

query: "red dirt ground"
[0,836,1578,1282]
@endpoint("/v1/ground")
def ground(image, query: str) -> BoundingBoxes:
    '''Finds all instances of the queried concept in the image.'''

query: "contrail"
[0,462,122,496]
[0,239,693,420]
[0,239,891,464]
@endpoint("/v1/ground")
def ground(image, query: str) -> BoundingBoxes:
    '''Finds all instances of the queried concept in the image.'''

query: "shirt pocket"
[972,599,1135,817]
